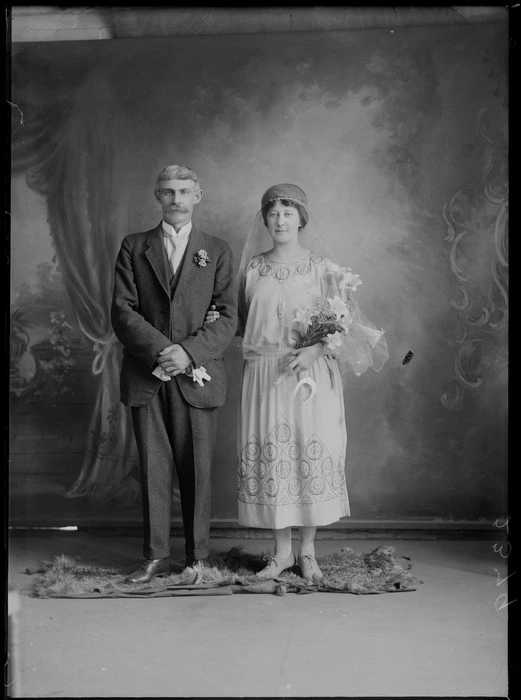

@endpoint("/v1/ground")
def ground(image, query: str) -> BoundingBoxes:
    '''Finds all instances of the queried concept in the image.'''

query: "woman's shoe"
[298,554,324,582]
[256,552,296,579]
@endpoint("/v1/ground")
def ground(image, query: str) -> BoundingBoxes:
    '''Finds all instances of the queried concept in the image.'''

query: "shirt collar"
[162,219,192,238]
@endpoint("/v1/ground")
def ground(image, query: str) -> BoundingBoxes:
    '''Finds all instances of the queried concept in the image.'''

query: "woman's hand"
[204,305,220,324]
[287,344,325,373]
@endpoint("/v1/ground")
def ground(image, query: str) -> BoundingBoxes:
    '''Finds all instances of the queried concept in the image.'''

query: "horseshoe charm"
[293,377,317,405]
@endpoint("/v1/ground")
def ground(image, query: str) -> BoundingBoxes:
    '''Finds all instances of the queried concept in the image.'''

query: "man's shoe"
[125,557,171,584]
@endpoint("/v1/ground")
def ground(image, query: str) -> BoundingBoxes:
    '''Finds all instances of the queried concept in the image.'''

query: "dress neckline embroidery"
[249,251,325,283]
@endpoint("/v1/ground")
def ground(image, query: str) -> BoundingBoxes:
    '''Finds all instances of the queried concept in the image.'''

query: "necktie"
[164,230,189,276]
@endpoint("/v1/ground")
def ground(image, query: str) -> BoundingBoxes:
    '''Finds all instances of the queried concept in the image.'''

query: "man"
[111,165,237,584]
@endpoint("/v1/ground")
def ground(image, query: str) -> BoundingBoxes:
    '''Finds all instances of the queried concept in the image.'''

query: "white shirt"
[162,219,192,275]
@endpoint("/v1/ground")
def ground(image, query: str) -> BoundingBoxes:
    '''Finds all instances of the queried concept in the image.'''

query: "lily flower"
[325,331,344,350]
[328,295,349,320]
[339,315,353,331]
[339,268,363,292]
[293,307,314,329]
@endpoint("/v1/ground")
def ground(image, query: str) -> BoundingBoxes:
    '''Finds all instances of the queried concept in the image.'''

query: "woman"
[208,183,388,581]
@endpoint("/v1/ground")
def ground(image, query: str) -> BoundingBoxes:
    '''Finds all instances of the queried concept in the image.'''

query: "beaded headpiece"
[261,184,309,225]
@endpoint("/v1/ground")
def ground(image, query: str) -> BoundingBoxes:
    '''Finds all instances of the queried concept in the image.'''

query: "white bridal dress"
[238,252,352,529]
[237,250,388,529]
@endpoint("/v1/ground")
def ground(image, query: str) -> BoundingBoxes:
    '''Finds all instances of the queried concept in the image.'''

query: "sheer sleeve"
[340,292,389,375]
[323,259,389,377]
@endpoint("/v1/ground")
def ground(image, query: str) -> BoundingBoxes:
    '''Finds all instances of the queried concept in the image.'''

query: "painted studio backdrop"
[10,24,508,527]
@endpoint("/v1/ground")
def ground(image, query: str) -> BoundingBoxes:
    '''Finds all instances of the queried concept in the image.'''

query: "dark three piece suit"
[111,222,237,561]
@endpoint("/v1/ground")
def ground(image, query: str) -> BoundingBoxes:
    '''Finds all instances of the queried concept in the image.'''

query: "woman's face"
[266,201,301,244]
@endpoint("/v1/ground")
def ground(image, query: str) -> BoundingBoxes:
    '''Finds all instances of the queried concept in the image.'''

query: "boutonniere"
[194,249,210,267]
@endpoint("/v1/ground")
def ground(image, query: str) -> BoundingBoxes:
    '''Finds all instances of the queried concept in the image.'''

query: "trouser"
[131,380,217,561]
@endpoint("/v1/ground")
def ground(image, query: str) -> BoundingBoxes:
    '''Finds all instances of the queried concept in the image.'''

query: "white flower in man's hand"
[185,365,211,386]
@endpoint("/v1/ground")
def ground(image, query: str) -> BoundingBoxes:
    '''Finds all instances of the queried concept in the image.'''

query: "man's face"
[155,178,202,229]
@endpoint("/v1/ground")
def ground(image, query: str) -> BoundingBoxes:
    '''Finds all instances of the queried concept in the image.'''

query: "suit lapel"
[144,223,171,298]
[172,226,204,298]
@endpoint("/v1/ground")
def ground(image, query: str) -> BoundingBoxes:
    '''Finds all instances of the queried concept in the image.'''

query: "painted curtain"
[11,59,140,504]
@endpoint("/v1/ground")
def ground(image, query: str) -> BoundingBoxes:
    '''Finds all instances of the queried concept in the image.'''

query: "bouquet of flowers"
[293,266,362,350]
[276,267,363,401]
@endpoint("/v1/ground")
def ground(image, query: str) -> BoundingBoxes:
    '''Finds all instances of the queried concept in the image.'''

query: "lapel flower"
[194,249,210,267]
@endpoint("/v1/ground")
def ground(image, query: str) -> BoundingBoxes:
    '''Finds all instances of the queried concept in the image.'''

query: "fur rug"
[26,545,422,598]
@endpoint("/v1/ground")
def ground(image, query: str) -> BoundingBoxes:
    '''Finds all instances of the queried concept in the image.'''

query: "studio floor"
[7,531,509,698]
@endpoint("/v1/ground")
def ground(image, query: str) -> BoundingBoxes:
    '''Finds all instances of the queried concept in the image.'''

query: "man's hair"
[155,165,200,190]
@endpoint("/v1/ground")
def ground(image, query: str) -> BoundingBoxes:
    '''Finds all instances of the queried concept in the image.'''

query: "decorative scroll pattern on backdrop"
[441,108,508,409]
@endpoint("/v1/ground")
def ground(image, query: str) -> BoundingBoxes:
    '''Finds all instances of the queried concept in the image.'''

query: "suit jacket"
[111,222,237,408]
